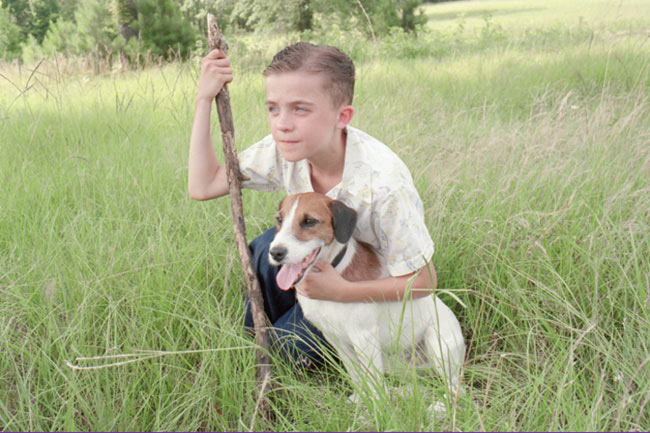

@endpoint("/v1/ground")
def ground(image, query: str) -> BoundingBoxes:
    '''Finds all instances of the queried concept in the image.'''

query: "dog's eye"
[301,217,318,228]
[275,215,283,225]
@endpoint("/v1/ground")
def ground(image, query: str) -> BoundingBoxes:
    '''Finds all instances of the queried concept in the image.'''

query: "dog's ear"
[330,200,357,243]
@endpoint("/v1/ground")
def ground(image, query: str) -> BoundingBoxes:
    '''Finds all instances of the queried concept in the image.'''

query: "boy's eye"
[268,106,278,114]
[300,217,318,228]
[296,107,307,112]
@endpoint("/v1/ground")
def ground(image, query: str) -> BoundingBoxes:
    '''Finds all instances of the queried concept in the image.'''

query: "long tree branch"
[206,13,272,423]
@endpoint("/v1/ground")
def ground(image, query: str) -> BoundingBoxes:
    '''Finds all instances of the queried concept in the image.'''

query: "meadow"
[1,0,649,430]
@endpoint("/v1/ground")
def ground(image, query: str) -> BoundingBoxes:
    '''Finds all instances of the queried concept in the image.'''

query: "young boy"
[189,42,437,365]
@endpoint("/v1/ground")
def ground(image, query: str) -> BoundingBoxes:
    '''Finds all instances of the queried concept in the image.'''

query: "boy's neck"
[308,129,347,195]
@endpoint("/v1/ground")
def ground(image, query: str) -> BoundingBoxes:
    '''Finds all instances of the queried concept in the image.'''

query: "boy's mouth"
[276,247,321,290]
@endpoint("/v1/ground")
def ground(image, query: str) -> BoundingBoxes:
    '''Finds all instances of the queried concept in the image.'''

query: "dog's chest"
[297,296,374,338]
[297,294,433,344]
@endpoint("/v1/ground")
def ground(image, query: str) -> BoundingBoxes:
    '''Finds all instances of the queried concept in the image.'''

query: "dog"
[268,192,465,405]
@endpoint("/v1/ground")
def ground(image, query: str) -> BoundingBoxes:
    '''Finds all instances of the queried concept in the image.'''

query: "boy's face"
[265,71,351,163]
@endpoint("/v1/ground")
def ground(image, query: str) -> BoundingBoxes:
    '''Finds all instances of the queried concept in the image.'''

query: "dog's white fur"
[269,192,465,404]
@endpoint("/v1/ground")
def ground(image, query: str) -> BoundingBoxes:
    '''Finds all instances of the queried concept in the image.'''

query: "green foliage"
[360,0,426,34]
[111,0,135,27]
[3,0,428,62]
[26,0,59,42]
[3,0,59,43]
[230,0,288,32]
[38,0,117,57]
[179,0,236,35]
[56,0,77,21]
[132,0,196,60]
[0,5,23,59]
[227,0,426,35]
[3,0,32,41]
[40,18,80,55]
[19,33,43,62]
[312,0,427,36]
[74,0,118,55]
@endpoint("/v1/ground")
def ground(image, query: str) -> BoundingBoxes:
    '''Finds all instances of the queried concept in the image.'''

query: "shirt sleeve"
[371,186,435,277]
[237,136,284,193]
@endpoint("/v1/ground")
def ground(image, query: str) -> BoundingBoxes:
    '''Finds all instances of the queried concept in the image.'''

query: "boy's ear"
[336,105,354,129]
[330,200,357,243]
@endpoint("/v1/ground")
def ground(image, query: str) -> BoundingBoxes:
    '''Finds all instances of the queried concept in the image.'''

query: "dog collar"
[330,246,348,269]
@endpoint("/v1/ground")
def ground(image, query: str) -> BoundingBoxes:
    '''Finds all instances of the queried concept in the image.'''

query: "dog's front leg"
[333,342,367,404]
[347,332,386,402]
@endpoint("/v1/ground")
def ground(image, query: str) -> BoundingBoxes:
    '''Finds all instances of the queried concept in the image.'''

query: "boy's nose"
[275,113,294,131]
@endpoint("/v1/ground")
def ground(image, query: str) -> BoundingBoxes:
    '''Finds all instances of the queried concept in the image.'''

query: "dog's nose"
[269,246,287,263]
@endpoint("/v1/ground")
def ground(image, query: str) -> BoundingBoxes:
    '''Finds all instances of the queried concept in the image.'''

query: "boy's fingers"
[202,59,231,72]
[206,48,226,59]
[213,58,231,67]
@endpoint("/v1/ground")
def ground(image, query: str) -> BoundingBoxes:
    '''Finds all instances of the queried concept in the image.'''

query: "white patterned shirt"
[239,126,434,277]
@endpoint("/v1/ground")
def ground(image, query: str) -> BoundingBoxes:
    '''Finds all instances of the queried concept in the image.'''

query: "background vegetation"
[0,0,435,63]
[1,0,649,431]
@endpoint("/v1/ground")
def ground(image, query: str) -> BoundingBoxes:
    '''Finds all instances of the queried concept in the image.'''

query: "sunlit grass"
[424,0,650,33]
[1,0,649,430]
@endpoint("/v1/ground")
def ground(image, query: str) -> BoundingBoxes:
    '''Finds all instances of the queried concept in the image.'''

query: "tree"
[230,0,315,33]
[2,0,59,43]
[399,0,427,33]
[57,0,78,21]
[112,0,137,41]
[0,5,23,59]
[296,0,312,32]
[76,0,118,55]
[25,0,60,43]
[3,0,30,40]
[178,0,236,36]
[315,0,426,35]
[133,0,196,59]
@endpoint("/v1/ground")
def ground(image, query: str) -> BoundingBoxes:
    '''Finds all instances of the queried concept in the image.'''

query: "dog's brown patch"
[341,240,383,282]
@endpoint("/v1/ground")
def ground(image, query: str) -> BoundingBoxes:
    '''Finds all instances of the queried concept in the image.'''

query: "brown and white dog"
[269,192,465,404]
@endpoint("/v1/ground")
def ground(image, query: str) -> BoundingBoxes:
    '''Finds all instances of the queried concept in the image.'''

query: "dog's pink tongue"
[277,263,302,290]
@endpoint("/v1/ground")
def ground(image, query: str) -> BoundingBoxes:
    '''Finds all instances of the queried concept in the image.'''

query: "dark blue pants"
[245,227,334,367]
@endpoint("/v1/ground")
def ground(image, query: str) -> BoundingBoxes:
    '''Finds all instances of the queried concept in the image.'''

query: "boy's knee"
[272,327,325,368]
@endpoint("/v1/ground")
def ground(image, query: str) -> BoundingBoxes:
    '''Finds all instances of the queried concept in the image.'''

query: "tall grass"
[1,0,649,430]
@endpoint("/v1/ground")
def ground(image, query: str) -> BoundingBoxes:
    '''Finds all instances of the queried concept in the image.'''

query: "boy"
[189,42,437,365]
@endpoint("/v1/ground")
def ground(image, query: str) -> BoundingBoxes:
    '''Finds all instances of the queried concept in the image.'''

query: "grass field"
[1,0,650,430]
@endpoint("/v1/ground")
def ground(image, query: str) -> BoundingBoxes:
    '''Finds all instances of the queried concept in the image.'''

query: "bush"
[0,6,23,60]
[41,19,82,56]
[133,0,196,60]
[75,0,119,57]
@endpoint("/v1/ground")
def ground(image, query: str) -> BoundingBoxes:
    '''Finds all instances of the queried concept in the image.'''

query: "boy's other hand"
[197,49,233,102]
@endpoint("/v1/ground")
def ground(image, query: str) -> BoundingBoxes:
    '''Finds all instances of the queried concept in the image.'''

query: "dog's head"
[269,192,357,290]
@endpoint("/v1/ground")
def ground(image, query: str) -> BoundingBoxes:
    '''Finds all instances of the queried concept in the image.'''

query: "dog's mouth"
[276,247,321,290]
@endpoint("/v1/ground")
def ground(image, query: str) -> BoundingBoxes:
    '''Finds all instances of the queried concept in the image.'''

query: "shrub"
[133,0,196,60]
[0,5,23,60]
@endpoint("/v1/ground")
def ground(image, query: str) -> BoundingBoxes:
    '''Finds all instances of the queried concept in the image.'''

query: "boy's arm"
[188,49,233,201]
[298,260,437,302]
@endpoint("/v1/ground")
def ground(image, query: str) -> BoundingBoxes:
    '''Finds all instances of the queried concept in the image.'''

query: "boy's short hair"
[263,42,355,107]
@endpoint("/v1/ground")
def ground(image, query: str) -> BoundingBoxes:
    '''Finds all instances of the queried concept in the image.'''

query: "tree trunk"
[297,0,313,32]
[114,0,138,41]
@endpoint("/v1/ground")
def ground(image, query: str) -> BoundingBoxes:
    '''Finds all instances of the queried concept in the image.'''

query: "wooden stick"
[206,13,273,422]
